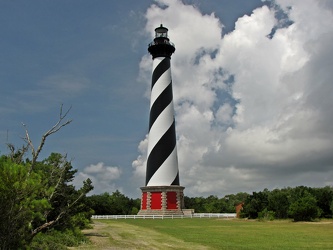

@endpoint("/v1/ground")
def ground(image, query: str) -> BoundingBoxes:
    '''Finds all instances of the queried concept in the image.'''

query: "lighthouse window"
[156,32,167,37]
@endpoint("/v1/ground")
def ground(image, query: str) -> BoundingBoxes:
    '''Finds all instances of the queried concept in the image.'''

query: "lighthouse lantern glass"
[155,27,168,38]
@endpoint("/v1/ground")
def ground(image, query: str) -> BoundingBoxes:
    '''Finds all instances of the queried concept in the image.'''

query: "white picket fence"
[92,213,236,220]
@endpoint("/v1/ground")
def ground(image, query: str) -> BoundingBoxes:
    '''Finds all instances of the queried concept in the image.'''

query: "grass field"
[74,218,333,249]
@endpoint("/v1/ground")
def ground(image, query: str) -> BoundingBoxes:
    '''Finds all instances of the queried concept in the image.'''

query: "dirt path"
[70,220,209,250]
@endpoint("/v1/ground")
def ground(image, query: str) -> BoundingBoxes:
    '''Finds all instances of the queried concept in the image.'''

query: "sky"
[1,0,333,198]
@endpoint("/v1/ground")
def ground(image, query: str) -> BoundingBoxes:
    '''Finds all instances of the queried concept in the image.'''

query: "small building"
[235,202,244,218]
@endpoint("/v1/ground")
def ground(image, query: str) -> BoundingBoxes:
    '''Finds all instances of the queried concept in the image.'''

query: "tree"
[31,153,93,235]
[288,191,321,221]
[224,192,249,213]
[204,195,221,213]
[184,196,209,213]
[130,198,141,215]
[268,188,290,219]
[0,157,47,248]
[86,190,140,215]
[241,190,269,219]
[0,106,93,249]
[312,186,333,218]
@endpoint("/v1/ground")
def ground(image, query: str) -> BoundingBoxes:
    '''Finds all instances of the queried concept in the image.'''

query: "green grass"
[107,218,333,249]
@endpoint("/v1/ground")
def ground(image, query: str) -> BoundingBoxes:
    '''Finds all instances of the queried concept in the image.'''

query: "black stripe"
[149,83,173,130]
[146,121,177,185]
[171,171,180,185]
[151,58,170,89]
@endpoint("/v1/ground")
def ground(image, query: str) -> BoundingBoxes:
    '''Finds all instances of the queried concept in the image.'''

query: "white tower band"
[139,25,184,215]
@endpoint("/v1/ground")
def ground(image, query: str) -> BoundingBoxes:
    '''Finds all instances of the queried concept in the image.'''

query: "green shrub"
[70,211,94,229]
[288,192,321,221]
[30,228,89,249]
[258,208,275,221]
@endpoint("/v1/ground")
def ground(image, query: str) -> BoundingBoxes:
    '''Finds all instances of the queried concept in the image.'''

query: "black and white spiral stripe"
[146,57,179,186]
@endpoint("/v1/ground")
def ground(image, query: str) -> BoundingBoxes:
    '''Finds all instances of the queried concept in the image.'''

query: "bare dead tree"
[6,143,29,164]
[1,104,94,248]
[22,104,72,171]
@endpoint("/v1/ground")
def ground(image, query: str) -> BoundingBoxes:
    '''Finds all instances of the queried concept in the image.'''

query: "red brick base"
[138,186,185,215]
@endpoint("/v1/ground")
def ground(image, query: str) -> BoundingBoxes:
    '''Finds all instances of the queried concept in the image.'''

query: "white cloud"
[216,103,233,125]
[132,136,148,178]
[133,0,333,197]
[84,162,121,180]
[74,162,122,194]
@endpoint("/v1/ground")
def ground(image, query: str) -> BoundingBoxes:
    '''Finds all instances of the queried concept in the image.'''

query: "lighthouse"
[138,25,184,215]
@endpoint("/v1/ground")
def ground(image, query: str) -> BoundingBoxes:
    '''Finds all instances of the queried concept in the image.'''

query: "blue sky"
[1,0,333,198]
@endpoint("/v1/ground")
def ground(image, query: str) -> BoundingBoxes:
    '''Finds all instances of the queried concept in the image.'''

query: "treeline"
[184,192,248,213]
[85,187,333,223]
[85,191,248,215]
[241,186,333,221]
[85,191,141,215]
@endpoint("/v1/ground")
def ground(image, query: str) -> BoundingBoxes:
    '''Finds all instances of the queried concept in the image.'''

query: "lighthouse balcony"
[148,40,175,58]
[148,40,175,47]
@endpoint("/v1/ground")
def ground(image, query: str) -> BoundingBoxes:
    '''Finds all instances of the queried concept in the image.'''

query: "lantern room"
[155,24,168,38]
[148,24,175,59]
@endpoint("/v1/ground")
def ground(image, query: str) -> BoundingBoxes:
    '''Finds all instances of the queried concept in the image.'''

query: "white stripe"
[147,101,174,156]
[152,57,163,70]
[147,146,178,186]
[150,68,171,108]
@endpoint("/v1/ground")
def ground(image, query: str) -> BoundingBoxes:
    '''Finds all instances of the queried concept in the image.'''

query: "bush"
[30,228,89,249]
[258,208,275,221]
[70,211,94,230]
[131,207,139,215]
[288,193,321,221]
